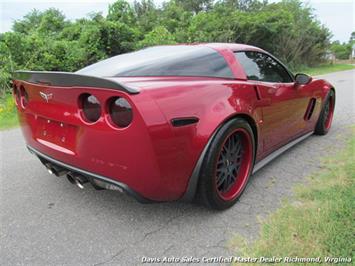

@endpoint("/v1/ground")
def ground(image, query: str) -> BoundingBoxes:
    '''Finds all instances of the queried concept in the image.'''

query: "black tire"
[197,118,255,210]
[314,90,335,135]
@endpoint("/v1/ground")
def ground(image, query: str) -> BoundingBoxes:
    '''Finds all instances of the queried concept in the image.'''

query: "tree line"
[0,0,333,95]
[330,31,355,60]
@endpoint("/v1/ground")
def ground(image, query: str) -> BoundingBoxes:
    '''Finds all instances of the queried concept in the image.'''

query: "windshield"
[76,46,233,79]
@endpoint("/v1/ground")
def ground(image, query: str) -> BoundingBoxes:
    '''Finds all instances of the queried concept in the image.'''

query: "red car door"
[234,51,307,154]
[255,81,308,153]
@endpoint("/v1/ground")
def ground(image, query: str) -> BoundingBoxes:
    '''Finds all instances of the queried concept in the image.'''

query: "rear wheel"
[197,118,255,210]
[315,90,335,135]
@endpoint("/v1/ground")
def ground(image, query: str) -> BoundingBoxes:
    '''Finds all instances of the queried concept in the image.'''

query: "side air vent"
[304,98,316,120]
[171,117,199,127]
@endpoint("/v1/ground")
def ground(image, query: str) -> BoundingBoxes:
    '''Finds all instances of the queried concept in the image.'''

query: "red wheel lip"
[214,128,253,201]
[325,95,334,130]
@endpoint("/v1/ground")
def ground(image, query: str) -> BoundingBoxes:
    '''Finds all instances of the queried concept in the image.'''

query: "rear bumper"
[13,78,207,201]
[27,145,153,203]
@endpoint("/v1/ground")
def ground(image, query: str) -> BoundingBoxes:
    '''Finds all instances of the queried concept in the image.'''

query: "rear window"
[76,46,233,79]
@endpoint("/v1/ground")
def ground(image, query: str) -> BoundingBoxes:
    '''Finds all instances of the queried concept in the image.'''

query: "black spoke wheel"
[324,94,334,130]
[197,118,255,210]
[323,100,330,126]
[216,131,243,194]
[315,90,335,135]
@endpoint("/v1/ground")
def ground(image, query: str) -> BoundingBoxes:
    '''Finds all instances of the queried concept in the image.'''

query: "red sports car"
[12,43,335,209]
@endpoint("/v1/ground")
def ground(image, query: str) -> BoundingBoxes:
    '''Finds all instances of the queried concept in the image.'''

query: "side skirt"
[252,131,313,174]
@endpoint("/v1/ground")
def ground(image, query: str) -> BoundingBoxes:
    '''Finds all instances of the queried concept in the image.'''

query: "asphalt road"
[1,70,354,266]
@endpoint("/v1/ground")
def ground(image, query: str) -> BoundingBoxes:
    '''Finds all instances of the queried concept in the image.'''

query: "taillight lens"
[20,86,29,108]
[108,97,133,127]
[80,94,101,123]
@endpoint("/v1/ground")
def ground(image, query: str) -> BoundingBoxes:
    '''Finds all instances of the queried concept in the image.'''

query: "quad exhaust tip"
[47,167,54,175]
[45,163,67,177]
[67,172,88,189]
[43,161,124,192]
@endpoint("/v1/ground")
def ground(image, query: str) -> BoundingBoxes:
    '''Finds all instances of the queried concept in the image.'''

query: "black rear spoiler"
[12,71,139,94]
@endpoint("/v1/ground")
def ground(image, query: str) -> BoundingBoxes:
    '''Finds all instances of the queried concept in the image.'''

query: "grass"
[0,93,18,130]
[230,128,355,265]
[296,63,355,76]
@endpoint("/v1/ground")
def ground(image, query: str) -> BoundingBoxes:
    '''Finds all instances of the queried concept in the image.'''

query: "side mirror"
[295,73,312,85]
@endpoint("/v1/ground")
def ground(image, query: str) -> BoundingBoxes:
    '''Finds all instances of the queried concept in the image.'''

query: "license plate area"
[35,117,77,153]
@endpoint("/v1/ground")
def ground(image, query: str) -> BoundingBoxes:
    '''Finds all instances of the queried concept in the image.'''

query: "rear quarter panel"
[140,79,263,197]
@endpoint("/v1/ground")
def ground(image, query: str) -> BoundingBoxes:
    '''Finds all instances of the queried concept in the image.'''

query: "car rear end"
[12,44,240,203]
[12,71,179,202]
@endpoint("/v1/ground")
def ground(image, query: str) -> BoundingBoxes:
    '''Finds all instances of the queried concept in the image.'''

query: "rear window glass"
[76,46,233,79]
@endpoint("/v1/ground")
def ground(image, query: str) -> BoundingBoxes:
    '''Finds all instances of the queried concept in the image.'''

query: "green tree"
[13,8,68,37]
[133,0,159,33]
[107,0,136,25]
[159,1,193,42]
[136,26,176,48]
[37,9,68,36]
[219,0,268,11]
[12,9,43,34]
[350,31,355,44]
[175,0,213,13]
[270,0,331,66]
[330,41,351,60]
[0,41,16,95]
[187,7,235,42]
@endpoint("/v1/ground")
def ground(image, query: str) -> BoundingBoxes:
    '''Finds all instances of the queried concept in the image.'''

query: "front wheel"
[197,118,255,210]
[315,90,335,135]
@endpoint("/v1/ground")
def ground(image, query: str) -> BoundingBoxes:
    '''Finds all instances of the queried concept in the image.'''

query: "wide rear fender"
[143,82,261,199]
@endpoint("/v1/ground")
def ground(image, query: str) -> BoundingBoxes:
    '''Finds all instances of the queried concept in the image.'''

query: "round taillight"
[108,97,133,127]
[20,86,29,108]
[13,85,20,105]
[80,94,101,123]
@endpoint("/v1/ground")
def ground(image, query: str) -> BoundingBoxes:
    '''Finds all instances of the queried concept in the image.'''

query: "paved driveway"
[1,70,354,265]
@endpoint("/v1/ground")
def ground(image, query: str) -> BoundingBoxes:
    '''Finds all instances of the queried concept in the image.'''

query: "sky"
[0,0,354,43]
